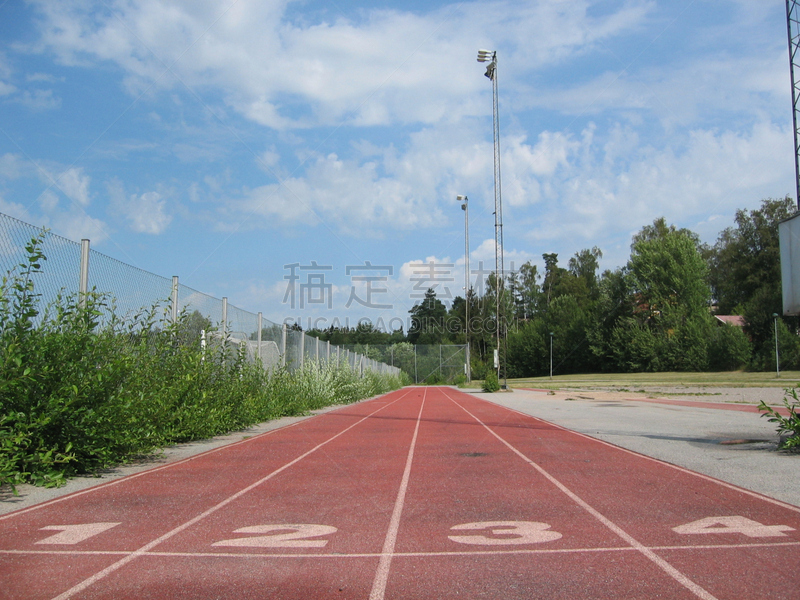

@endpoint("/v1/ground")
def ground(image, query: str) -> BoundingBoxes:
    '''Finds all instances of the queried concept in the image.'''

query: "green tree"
[408,288,448,344]
[542,253,566,308]
[568,246,603,305]
[516,261,541,320]
[704,196,799,369]
[601,218,713,371]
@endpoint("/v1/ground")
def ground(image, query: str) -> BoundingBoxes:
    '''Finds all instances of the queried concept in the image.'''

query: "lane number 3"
[448,521,562,546]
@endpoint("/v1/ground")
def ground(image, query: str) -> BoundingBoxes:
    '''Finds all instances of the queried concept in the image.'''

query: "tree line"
[308,197,798,378]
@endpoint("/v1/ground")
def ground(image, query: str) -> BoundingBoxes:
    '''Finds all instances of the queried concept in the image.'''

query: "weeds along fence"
[0,212,399,378]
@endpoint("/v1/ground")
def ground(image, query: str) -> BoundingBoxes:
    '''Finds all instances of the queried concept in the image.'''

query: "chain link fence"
[341,343,468,383]
[0,212,400,377]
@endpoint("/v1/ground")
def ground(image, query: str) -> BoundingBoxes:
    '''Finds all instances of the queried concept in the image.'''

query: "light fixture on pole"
[477,48,505,388]
[457,195,471,382]
[773,313,781,377]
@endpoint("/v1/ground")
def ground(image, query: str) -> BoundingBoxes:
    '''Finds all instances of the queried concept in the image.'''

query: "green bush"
[759,388,800,451]
[0,232,404,492]
[482,370,500,393]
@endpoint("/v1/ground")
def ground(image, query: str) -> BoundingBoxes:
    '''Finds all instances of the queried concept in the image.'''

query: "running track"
[1,386,799,599]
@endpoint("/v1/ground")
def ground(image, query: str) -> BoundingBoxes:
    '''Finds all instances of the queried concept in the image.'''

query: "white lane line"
[483,393,800,514]
[7,540,800,559]
[369,389,427,600]
[47,389,412,600]
[0,390,400,522]
[445,390,720,600]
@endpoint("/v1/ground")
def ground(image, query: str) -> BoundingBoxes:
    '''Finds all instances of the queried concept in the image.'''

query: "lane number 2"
[448,521,562,546]
[212,524,338,548]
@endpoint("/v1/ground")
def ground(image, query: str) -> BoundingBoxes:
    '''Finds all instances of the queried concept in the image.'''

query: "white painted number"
[673,516,795,538]
[36,523,121,545]
[212,524,338,548]
[448,521,562,546]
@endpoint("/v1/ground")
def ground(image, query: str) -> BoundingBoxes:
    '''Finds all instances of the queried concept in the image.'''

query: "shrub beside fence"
[0,214,404,491]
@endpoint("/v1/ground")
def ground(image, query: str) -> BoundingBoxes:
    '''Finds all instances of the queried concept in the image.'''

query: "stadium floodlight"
[457,195,470,382]
[477,49,496,80]
[476,48,505,388]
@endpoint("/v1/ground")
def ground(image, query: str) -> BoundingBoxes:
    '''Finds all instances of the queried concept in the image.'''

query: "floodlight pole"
[787,0,800,210]
[478,48,506,388]
[458,195,471,382]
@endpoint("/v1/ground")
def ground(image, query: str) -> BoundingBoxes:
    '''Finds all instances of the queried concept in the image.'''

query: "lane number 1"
[36,523,121,545]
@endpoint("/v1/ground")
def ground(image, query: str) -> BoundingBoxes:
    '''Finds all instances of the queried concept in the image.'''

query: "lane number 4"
[672,516,795,538]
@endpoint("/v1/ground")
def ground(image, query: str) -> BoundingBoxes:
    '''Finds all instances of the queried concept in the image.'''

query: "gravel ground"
[559,385,790,405]
[474,386,800,507]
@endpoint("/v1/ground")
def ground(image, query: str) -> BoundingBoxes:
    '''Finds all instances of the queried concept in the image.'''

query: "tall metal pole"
[774,313,781,377]
[787,0,800,210]
[478,49,505,387]
[458,195,471,382]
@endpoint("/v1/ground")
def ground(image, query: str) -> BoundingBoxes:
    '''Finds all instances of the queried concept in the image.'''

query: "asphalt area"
[1,386,799,599]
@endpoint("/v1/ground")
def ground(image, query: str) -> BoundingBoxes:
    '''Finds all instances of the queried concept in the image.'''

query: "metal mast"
[478,49,505,387]
[787,0,800,210]
[457,194,471,382]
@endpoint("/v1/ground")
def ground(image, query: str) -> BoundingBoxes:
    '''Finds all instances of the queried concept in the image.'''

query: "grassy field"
[481,371,800,390]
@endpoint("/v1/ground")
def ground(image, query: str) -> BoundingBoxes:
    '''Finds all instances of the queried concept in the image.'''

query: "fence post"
[281,323,287,367]
[414,344,418,384]
[315,336,319,362]
[171,276,179,324]
[79,239,90,310]
[221,297,228,339]
[299,332,305,368]
[257,312,263,361]
[327,340,331,363]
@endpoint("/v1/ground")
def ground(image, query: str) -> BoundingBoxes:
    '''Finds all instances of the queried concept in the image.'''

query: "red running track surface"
[1,386,798,599]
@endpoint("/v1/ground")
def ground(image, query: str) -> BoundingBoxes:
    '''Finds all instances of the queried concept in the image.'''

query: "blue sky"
[0,0,795,331]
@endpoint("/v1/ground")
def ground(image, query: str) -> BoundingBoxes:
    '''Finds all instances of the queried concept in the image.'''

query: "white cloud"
[0,153,28,180]
[56,167,91,206]
[0,52,15,96]
[233,145,452,234]
[50,211,109,243]
[516,119,794,270]
[0,196,30,222]
[27,0,655,129]
[16,89,61,110]
[109,180,172,234]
